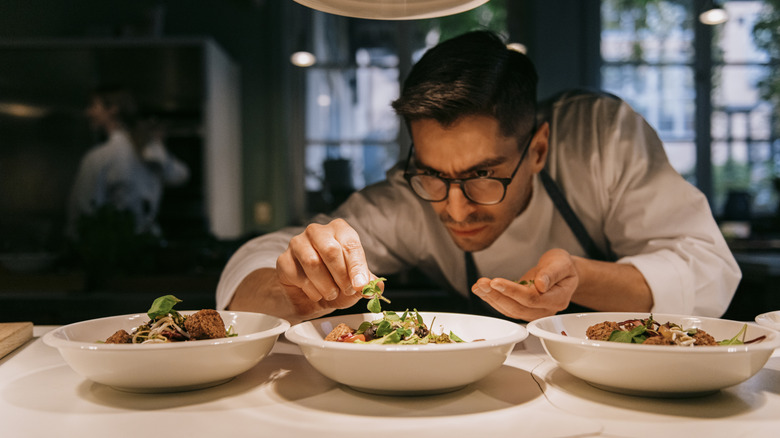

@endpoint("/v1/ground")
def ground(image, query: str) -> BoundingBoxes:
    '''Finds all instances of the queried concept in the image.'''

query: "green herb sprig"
[719,323,747,345]
[361,277,389,313]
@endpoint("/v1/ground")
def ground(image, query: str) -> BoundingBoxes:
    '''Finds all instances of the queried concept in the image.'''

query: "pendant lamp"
[292,0,490,20]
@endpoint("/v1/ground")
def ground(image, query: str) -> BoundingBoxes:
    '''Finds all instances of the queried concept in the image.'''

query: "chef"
[216,30,740,324]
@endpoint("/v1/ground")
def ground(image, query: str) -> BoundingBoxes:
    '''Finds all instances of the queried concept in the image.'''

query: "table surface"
[2,326,779,438]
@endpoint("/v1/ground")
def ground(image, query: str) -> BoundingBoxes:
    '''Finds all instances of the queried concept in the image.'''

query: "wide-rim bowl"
[755,310,780,331]
[285,311,528,395]
[43,310,290,392]
[527,312,780,397]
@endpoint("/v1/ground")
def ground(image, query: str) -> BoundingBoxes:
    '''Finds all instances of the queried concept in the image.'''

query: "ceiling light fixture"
[290,50,317,67]
[699,1,728,25]
[292,0,490,20]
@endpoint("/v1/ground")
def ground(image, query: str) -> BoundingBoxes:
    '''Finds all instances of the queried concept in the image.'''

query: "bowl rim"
[527,312,780,353]
[42,310,290,351]
[285,311,528,352]
[755,310,780,328]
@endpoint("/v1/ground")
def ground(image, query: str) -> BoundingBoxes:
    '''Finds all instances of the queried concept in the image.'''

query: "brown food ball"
[105,329,133,344]
[586,321,620,341]
[184,309,227,340]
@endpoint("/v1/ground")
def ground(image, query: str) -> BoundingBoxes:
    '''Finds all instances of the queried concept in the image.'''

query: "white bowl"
[755,310,780,331]
[527,312,780,397]
[43,310,290,393]
[285,312,527,395]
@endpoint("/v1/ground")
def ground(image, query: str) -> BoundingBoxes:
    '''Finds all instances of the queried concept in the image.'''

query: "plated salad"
[584,315,765,346]
[324,278,467,345]
[103,295,236,344]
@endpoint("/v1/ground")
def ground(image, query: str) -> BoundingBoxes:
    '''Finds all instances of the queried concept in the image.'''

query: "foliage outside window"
[601,0,778,221]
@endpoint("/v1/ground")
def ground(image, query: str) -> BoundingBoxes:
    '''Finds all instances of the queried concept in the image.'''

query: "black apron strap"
[539,168,615,262]
[462,169,614,317]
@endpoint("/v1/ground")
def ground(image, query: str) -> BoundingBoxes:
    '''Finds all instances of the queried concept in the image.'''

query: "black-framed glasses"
[403,128,535,205]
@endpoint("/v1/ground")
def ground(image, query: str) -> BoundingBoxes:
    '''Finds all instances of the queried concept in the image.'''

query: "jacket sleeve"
[555,94,741,317]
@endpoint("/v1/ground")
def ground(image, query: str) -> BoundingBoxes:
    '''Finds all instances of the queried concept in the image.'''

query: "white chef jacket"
[67,130,190,238]
[217,91,740,317]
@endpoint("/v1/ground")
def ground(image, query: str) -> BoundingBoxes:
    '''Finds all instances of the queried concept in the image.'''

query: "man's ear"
[528,121,550,173]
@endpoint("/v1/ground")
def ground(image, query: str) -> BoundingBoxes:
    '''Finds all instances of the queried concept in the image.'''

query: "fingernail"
[540,275,550,291]
[327,290,339,301]
[477,284,491,294]
[492,282,505,292]
[353,273,367,288]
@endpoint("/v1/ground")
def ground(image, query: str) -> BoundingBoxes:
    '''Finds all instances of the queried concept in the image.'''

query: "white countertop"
[2,326,779,438]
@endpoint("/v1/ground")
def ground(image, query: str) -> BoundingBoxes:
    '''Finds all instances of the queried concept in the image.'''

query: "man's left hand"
[471,248,579,321]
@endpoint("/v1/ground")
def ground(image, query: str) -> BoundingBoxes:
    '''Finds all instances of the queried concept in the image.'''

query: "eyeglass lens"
[410,175,505,204]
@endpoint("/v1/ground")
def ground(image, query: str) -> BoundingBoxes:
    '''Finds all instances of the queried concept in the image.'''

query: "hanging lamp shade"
[699,1,728,25]
[292,0,490,20]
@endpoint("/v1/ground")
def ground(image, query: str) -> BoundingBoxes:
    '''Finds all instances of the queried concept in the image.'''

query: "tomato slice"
[342,334,366,343]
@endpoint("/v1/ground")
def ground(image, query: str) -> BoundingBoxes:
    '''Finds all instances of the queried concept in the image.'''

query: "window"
[300,2,507,216]
[601,0,779,221]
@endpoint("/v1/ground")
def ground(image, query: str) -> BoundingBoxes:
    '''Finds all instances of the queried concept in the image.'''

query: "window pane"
[601,0,693,63]
[303,1,507,215]
[716,1,770,64]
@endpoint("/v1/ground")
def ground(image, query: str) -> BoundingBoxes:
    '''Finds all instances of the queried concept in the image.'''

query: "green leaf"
[147,295,182,319]
[361,277,387,298]
[516,279,535,286]
[396,327,412,339]
[367,297,381,313]
[719,324,748,345]
[608,325,647,344]
[449,331,465,342]
[415,309,423,325]
[376,320,393,337]
[384,311,401,321]
[356,321,372,334]
[361,277,389,313]
[383,331,402,344]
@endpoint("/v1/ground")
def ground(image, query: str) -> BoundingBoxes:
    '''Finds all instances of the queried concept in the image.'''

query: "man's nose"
[445,183,476,222]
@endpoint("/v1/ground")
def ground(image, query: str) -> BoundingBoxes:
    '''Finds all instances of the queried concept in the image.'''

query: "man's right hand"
[228,219,378,324]
[277,218,374,301]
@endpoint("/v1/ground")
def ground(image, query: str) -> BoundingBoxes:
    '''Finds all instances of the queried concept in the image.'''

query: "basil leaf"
[147,295,182,319]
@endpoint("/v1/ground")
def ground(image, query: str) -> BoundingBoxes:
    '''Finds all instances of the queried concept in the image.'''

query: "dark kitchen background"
[1,0,778,324]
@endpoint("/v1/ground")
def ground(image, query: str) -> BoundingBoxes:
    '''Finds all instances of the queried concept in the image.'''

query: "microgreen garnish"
[516,279,535,286]
[609,325,648,344]
[719,323,747,345]
[361,277,389,313]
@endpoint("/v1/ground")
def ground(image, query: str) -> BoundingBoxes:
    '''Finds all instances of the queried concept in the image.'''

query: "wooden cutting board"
[0,322,34,360]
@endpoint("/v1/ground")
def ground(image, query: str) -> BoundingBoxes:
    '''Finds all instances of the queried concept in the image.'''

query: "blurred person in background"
[66,85,189,241]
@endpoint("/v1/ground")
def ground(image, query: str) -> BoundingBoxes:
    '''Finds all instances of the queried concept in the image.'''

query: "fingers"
[473,279,567,320]
[277,219,371,303]
[534,248,578,294]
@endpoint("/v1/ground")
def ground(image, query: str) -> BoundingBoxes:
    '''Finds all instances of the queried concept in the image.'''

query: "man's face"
[410,115,546,252]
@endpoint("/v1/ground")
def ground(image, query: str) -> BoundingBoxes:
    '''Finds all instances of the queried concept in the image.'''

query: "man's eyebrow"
[415,156,508,175]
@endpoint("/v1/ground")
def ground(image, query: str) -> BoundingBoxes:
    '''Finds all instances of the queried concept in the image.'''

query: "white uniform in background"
[67,129,189,238]
[217,92,741,317]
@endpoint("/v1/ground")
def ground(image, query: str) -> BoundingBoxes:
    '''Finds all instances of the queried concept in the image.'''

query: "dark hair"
[92,84,140,128]
[92,85,160,157]
[391,30,538,140]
